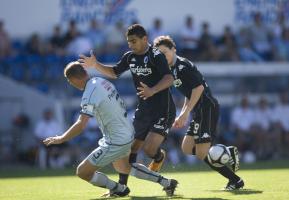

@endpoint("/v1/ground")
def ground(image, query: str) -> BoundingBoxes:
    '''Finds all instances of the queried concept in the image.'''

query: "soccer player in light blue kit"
[43,62,177,197]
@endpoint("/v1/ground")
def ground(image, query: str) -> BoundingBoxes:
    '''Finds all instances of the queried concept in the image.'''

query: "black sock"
[152,148,163,163]
[192,147,196,155]
[204,156,240,182]
[118,173,129,185]
[129,153,137,164]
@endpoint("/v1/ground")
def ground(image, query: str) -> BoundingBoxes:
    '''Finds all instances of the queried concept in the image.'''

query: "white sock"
[130,163,170,187]
[89,172,117,190]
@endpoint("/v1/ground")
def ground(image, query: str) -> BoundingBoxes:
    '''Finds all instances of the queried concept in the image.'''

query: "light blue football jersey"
[80,77,134,145]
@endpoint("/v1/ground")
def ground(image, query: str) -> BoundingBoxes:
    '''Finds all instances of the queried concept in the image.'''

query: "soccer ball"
[207,144,230,167]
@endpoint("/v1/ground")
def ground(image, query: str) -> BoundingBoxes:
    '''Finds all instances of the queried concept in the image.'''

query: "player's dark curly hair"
[64,61,87,79]
[126,24,147,38]
[153,35,176,49]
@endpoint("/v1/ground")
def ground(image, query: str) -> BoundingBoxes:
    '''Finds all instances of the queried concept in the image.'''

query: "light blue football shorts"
[86,142,132,168]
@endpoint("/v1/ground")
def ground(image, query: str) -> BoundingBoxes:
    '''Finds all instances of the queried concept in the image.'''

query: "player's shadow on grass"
[91,195,186,200]
[130,195,190,200]
[130,195,228,200]
[209,189,263,195]
[91,195,229,200]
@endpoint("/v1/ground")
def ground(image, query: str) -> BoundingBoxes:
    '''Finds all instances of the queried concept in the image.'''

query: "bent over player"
[43,62,178,197]
[154,35,244,190]
[78,24,176,186]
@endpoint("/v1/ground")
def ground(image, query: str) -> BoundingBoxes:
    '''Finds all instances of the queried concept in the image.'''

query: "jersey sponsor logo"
[173,79,182,87]
[107,89,117,100]
[101,80,113,91]
[129,64,152,76]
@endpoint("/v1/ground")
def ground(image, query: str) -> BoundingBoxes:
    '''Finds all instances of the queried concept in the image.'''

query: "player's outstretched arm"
[43,114,89,146]
[78,50,117,79]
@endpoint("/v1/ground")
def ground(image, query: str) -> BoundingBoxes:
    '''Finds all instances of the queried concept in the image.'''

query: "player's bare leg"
[181,135,195,155]
[145,132,166,172]
[77,159,129,197]
[195,143,211,160]
[99,156,132,197]
[114,139,144,192]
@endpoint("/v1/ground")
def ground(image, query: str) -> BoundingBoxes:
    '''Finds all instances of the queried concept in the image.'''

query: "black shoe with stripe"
[224,179,244,190]
[102,184,130,197]
[163,179,178,196]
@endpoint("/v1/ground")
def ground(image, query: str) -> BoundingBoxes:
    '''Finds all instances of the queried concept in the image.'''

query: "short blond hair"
[64,61,87,79]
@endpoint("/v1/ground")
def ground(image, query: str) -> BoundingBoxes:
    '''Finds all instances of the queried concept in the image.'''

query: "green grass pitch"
[0,160,289,200]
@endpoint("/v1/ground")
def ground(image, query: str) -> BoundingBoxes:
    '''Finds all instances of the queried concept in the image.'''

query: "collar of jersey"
[171,54,178,68]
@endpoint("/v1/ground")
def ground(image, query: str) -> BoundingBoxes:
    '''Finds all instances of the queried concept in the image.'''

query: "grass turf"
[0,160,289,200]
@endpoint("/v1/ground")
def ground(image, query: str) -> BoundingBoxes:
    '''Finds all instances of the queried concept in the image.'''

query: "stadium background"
[0,0,289,170]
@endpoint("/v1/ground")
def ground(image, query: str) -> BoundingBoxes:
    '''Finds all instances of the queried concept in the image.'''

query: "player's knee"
[181,143,192,155]
[76,165,91,181]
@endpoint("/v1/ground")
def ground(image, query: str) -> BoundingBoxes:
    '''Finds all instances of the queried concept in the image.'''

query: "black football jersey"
[172,56,216,108]
[113,46,175,114]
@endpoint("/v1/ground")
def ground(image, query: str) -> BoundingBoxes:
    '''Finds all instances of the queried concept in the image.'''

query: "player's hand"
[78,50,97,68]
[173,113,189,128]
[43,135,64,146]
[137,82,155,100]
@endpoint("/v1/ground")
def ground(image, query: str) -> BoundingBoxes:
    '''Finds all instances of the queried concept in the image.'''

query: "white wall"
[0,0,60,38]
[0,0,287,38]
[0,0,235,38]
[128,0,234,34]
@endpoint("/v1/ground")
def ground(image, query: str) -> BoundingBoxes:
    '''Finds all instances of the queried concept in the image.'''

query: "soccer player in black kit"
[78,24,178,196]
[154,35,244,190]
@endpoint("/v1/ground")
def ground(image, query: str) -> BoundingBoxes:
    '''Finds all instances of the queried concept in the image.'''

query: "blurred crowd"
[1,11,289,62]
[1,11,289,168]
[1,12,289,94]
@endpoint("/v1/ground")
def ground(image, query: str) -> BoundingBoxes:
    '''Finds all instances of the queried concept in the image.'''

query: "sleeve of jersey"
[154,53,172,76]
[79,90,99,117]
[113,53,130,77]
[80,104,94,117]
[182,65,203,89]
